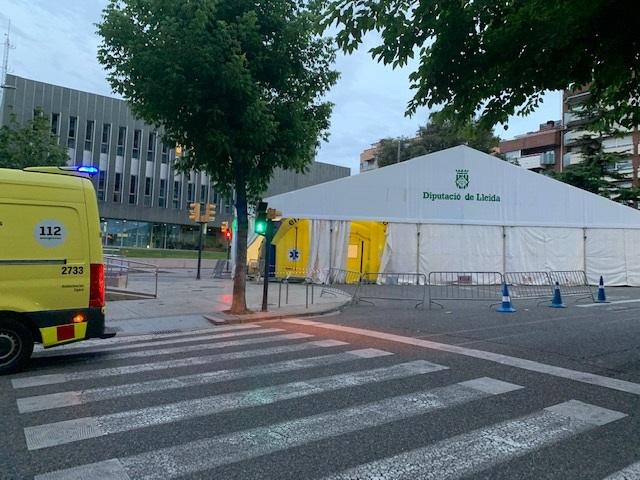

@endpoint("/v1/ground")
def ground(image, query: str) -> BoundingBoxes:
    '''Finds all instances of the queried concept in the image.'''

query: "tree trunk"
[230,178,249,314]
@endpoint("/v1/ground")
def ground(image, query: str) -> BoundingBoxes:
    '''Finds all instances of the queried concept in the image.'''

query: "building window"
[161,143,169,163]
[51,113,60,137]
[129,175,138,204]
[173,180,182,209]
[147,132,156,162]
[158,179,166,208]
[100,124,111,154]
[117,126,127,156]
[113,172,122,203]
[144,177,153,207]
[132,129,142,159]
[187,182,195,203]
[84,120,95,152]
[97,170,107,201]
[67,116,77,149]
[200,184,208,203]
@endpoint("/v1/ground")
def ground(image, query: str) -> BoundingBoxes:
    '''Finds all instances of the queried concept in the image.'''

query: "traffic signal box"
[255,201,268,236]
[189,202,216,223]
[188,202,201,222]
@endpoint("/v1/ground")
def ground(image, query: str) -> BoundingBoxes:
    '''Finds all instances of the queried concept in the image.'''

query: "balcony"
[563,152,584,166]
[563,129,591,147]
[517,151,555,170]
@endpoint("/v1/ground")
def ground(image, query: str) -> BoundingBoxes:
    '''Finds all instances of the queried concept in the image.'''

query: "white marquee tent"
[265,146,640,285]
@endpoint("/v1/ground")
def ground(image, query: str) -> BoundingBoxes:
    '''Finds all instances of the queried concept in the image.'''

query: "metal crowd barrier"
[354,272,427,309]
[104,256,159,299]
[319,268,362,300]
[428,271,503,308]
[549,270,594,301]
[504,271,554,299]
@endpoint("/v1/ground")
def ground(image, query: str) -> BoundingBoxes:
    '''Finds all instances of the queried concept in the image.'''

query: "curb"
[203,302,348,325]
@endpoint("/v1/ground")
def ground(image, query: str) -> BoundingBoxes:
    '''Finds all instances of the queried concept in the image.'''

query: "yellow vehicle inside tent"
[0,166,115,374]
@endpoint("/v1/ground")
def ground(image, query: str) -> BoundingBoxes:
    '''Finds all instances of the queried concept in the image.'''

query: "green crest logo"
[455,169,469,189]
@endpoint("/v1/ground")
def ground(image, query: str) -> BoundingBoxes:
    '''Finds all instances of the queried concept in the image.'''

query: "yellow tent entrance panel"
[346,221,386,281]
[272,218,310,278]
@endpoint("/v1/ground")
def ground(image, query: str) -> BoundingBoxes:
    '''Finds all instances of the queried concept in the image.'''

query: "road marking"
[12,336,348,389]
[34,376,521,478]
[17,348,396,413]
[578,299,640,308]
[33,324,260,352]
[603,461,640,479]
[77,331,312,361]
[284,319,640,396]
[24,360,452,450]
[34,326,278,357]
[323,400,627,480]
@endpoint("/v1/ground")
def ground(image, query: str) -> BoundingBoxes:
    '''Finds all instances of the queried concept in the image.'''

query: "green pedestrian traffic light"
[255,201,268,236]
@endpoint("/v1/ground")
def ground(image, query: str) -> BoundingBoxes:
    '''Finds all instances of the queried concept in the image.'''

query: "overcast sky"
[1,1,561,174]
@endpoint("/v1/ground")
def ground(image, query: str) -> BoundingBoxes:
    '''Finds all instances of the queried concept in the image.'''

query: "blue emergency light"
[76,166,99,175]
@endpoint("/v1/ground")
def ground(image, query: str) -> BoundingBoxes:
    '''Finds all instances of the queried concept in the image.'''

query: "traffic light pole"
[261,221,273,312]
[196,222,204,280]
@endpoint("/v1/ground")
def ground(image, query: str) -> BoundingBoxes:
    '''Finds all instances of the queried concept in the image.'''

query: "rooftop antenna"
[0,20,16,117]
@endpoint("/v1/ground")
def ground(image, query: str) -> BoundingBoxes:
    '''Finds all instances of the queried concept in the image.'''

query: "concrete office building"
[0,74,349,249]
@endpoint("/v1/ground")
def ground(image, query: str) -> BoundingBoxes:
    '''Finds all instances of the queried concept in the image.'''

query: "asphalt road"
[2,294,640,479]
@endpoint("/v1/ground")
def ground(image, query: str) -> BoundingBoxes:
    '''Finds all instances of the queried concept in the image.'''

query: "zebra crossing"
[4,322,636,479]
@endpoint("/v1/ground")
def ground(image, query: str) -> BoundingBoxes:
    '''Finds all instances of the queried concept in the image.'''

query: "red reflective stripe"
[90,263,105,308]
[57,324,75,341]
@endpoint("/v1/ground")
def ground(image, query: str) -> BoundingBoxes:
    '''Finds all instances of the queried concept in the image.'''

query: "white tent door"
[585,229,627,286]
[380,223,418,274]
[419,224,503,273]
[505,227,584,272]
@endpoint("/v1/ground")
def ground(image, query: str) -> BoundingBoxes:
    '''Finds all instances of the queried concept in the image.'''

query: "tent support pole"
[416,224,421,274]
[502,226,507,274]
[583,228,587,272]
[329,220,333,273]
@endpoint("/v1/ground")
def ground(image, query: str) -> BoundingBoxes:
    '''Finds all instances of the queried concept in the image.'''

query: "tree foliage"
[552,132,638,204]
[97,0,338,313]
[375,114,499,168]
[323,0,640,129]
[0,111,68,169]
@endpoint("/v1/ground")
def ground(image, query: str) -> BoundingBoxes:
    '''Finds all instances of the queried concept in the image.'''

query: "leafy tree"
[552,133,632,201]
[323,0,640,129]
[97,0,338,313]
[375,114,499,167]
[0,111,68,169]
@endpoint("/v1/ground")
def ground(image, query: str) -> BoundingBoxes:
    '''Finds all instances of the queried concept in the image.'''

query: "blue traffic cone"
[550,282,566,308]
[596,275,608,303]
[496,283,516,312]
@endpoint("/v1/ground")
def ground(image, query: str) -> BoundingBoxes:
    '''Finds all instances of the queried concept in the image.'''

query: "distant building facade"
[0,74,349,249]
[359,143,381,173]
[499,120,563,172]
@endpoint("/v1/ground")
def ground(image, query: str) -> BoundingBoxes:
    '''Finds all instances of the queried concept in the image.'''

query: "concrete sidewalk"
[105,271,350,335]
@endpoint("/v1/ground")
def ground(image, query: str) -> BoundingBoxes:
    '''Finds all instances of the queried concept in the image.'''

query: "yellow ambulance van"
[0,165,115,374]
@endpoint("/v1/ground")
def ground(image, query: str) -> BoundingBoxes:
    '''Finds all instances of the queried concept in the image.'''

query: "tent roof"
[265,146,640,229]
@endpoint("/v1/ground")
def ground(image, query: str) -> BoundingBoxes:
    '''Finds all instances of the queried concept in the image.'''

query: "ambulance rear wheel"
[0,319,34,375]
